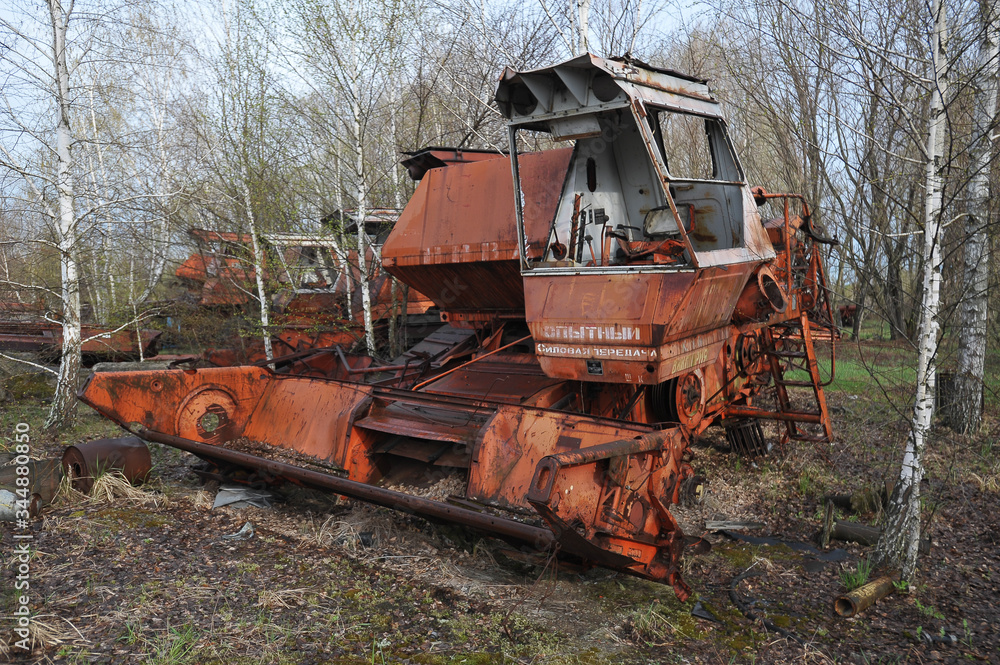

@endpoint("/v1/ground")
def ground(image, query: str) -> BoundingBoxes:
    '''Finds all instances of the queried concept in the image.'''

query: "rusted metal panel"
[524,424,695,599]
[0,322,161,361]
[78,367,374,471]
[80,367,268,438]
[356,399,486,445]
[401,147,506,180]
[140,427,556,548]
[419,358,568,406]
[467,405,653,510]
[242,378,373,466]
[662,264,755,337]
[523,265,754,383]
[381,149,572,314]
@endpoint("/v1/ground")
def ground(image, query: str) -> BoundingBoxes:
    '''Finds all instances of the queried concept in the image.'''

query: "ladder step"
[768,350,807,358]
[775,379,817,387]
[776,410,824,423]
[783,409,821,417]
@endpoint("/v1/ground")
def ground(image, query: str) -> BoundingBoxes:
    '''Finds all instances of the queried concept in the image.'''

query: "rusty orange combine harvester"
[79,55,837,599]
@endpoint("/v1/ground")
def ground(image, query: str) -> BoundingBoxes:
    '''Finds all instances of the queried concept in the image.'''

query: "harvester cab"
[78,54,837,602]
[498,54,768,270]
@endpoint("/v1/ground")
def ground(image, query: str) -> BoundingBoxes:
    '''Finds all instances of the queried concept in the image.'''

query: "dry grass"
[971,471,1000,493]
[305,505,393,554]
[257,587,311,609]
[88,471,162,506]
[15,614,90,651]
[52,467,162,507]
[190,489,214,510]
[51,472,88,506]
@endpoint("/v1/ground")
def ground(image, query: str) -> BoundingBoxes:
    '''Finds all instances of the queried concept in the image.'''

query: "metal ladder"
[762,310,834,444]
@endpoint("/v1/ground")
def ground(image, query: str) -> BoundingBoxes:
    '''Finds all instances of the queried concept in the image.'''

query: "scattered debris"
[721,530,848,563]
[691,600,720,623]
[213,484,274,509]
[0,457,62,514]
[221,522,255,540]
[729,566,803,644]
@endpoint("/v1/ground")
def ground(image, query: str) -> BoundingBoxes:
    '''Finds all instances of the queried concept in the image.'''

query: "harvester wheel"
[675,371,705,429]
[650,371,705,429]
[734,332,763,377]
[679,475,706,507]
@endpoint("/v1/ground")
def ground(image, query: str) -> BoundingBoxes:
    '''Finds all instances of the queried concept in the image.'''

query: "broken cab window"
[653,111,716,181]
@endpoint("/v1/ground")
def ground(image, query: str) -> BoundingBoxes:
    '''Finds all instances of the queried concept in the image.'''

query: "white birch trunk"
[388,91,405,357]
[350,43,376,354]
[567,0,578,54]
[133,300,144,363]
[89,252,103,323]
[109,269,118,311]
[335,153,353,318]
[84,89,110,321]
[577,0,591,54]
[354,121,375,354]
[136,98,172,304]
[240,178,274,362]
[875,0,948,581]
[45,0,81,429]
[952,0,998,434]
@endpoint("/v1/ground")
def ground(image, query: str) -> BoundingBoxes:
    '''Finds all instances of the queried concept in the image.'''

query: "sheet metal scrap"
[79,53,838,599]
[176,227,435,368]
[0,319,161,364]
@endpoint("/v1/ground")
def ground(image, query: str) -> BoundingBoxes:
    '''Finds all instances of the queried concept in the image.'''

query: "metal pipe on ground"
[138,428,556,550]
[834,575,897,617]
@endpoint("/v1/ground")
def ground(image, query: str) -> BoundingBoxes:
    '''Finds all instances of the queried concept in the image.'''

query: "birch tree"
[0,0,84,428]
[45,0,80,428]
[281,0,418,355]
[874,0,949,580]
[950,0,998,434]
[193,0,297,362]
[1,1,188,426]
[534,0,668,57]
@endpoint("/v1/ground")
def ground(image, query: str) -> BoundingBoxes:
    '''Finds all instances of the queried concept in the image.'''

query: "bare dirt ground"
[2,383,999,664]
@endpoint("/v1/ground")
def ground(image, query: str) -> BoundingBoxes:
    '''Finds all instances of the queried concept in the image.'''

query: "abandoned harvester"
[79,54,837,600]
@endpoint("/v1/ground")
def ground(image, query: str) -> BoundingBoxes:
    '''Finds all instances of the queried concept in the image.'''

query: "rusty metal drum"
[62,437,152,494]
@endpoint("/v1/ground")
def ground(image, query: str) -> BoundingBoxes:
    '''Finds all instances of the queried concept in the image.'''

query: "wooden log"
[820,500,835,549]
[831,521,930,553]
